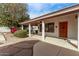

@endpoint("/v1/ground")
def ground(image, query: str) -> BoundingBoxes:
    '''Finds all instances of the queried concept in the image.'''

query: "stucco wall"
[38,14,77,39]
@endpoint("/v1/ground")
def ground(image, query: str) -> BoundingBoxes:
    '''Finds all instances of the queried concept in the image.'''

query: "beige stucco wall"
[38,13,77,40]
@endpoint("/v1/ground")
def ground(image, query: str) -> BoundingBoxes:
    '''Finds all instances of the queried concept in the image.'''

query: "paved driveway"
[0,33,78,56]
[0,33,39,56]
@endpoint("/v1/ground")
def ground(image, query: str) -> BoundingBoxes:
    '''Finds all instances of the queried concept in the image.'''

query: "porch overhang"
[20,4,79,25]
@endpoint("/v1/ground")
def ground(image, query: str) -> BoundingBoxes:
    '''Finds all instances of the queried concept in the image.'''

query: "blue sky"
[28,3,77,19]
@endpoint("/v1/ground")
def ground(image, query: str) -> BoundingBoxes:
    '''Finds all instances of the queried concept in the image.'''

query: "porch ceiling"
[29,20,41,26]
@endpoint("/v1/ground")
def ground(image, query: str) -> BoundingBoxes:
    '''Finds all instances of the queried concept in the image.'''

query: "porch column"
[38,24,40,34]
[29,23,31,37]
[77,14,79,49]
[42,20,45,40]
[21,25,23,30]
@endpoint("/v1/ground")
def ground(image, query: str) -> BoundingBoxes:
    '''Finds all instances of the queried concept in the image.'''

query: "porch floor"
[31,35,78,51]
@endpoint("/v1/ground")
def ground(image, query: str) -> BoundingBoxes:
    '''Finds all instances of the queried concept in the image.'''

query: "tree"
[0,3,29,28]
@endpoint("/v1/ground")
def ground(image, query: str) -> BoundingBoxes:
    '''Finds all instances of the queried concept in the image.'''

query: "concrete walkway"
[31,35,78,51]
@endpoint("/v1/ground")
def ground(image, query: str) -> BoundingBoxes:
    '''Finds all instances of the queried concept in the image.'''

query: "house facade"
[20,4,79,49]
[38,13,77,40]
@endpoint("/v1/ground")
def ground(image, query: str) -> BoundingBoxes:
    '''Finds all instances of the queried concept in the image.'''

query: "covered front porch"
[22,13,78,49]
[20,5,79,49]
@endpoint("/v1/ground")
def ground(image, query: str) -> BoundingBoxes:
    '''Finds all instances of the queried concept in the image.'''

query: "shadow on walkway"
[0,40,39,56]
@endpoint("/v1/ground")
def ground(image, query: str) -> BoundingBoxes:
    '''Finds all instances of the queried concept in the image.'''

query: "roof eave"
[20,4,79,25]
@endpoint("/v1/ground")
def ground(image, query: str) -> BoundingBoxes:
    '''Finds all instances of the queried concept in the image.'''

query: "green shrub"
[14,30,28,38]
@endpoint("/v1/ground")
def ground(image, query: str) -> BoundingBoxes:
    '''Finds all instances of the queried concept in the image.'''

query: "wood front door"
[59,22,68,38]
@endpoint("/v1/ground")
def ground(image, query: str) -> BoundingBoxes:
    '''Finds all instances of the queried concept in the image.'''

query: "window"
[39,22,54,32]
[45,22,54,32]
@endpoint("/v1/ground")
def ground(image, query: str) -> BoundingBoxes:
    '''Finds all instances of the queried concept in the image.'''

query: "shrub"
[14,30,28,38]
